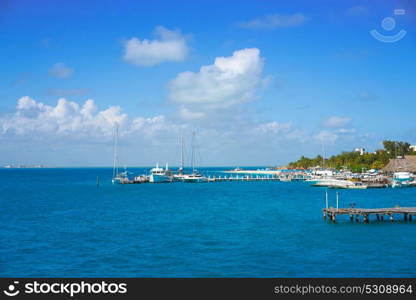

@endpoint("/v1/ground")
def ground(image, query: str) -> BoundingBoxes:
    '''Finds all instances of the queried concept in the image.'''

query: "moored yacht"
[311,178,351,188]
[173,132,187,181]
[181,130,207,183]
[111,123,130,184]
[112,170,130,184]
[181,172,208,183]
[393,171,413,181]
[149,163,173,183]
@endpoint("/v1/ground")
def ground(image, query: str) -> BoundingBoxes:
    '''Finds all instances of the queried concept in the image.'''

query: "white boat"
[391,180,402,188]
[173,132,186,181]
[393,172,413,181]
[392,179,416,188]
[181,130,207,183]
[149,163,173,183]
[391,172,415,188]
[343,182,368,189]
[311,178,351,188]
[405,180,416,187]
[181,172,208,183]
[133,175,148,183]
[111,124,130,184]
[112,170,130,184]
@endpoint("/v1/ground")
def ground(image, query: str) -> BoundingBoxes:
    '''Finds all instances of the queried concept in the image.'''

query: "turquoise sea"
[0,168,415,277]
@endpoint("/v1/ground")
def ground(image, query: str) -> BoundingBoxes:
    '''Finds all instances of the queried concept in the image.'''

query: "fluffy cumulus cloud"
[238,13,307,30]
[324,116,352,128]
[251,121,292,135]
[169,48,264,119]
[315,130,339,144]
[0,97,364,165]
[123,26,188,66]
[249,121,309,143]
[0,96,174,140]
[48,62,73,78]
[1,96,125,137]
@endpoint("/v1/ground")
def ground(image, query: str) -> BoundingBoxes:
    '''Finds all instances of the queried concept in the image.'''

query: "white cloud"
[1,96,127,137]
[315,130,339,144]
[251,121,292,135]
[249,121,308,143]
[324,116,352,128]
[179,107,206,120]
[0,97,181,142]
[169,48,264,119]
[123,26,188,66]
[48,62,73,78]
[238,13,307,30]
[2,97,357,166]
[336,128,356,134]
[128,115,172,137]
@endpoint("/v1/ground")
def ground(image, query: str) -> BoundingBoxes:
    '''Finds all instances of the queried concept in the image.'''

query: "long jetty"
[118,174,284,184]
[323,207,416,223]
[206,175,280,182]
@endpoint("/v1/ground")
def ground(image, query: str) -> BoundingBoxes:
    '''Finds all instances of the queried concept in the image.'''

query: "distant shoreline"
[2,166,279,169]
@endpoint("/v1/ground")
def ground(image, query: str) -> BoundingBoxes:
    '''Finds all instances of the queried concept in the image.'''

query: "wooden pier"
[323,207,416,223]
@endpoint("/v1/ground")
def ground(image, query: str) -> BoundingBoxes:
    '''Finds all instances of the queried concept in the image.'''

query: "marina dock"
[323,207,416,223]
[119,175,282,184]
[206,175,280,182]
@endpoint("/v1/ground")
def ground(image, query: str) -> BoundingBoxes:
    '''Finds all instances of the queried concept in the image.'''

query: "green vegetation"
[288,140,416,172]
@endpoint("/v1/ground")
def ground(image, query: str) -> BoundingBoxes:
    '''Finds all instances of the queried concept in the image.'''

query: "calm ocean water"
[0,168,415,277]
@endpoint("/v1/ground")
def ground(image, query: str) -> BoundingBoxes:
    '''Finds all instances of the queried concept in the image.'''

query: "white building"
[354,148,365,155]
[410,145,416,152]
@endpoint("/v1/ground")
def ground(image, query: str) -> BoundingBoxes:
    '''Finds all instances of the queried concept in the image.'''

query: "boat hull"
[149,174,172,183]
[182,178,207,183]
[181,175,208,183]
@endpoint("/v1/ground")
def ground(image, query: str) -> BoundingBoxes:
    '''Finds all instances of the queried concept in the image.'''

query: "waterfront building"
[354,148,365,155]
[383,155,416,173]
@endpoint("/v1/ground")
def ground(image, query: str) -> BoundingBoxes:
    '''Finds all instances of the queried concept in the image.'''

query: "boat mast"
[180,131,184,173]
[191,130,195,173]
[112,123,119,179]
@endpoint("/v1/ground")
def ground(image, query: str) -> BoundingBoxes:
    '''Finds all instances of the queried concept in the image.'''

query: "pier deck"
[323,207,416,223]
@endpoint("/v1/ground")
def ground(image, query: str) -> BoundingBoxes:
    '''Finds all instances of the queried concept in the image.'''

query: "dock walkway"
[207,175,280,182]
[323,207,416,223]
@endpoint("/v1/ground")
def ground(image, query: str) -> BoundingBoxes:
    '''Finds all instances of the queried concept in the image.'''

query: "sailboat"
[112,123,129,184]
[173,132,186,181]
[181,130,207,183]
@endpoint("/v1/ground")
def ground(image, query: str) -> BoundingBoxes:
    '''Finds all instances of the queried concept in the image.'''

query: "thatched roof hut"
[383,155,416,173]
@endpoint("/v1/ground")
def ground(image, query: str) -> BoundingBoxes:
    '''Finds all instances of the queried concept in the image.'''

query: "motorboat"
[149,163,173,183]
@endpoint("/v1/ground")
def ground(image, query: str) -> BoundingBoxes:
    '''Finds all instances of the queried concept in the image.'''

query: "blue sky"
[0,0,415,166]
